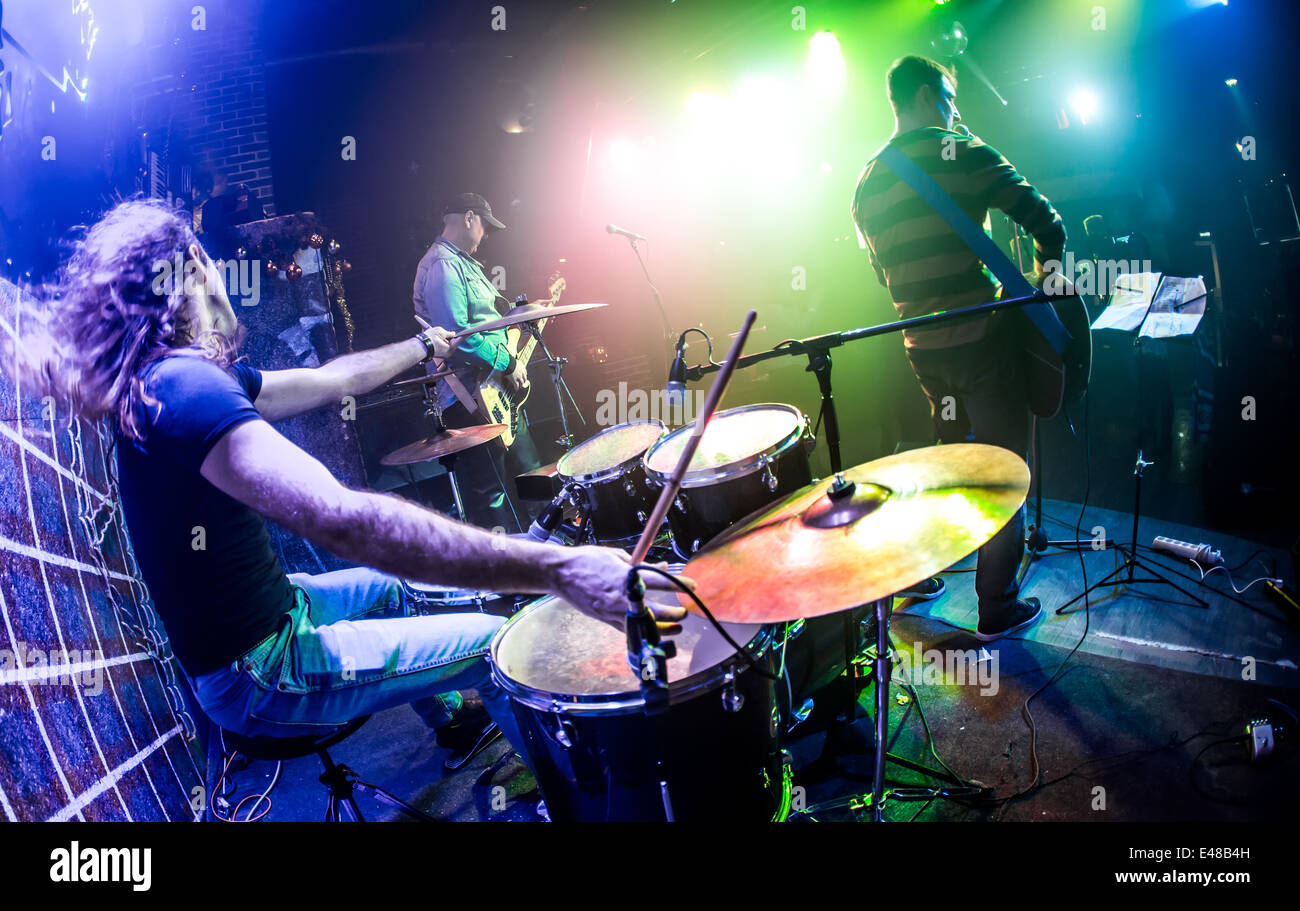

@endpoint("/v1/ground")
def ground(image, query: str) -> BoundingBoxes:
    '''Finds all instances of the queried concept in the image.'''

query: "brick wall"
[126,0,275,215]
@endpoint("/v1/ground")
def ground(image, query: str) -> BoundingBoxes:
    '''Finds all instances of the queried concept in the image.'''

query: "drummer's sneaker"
[897,576,945,601]
[435,698,502,771]
[975,598,1043,643]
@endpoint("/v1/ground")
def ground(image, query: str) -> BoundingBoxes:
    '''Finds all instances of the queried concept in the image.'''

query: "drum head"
[558,421,665,481]
[492,593,762,699]
[645,404,803,479]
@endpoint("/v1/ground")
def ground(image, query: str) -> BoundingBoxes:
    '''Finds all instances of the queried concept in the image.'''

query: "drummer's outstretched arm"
[200,417,687,628]
[253,327,455,422]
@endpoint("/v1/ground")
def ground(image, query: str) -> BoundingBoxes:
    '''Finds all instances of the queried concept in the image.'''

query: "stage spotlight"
[931,21,968,58]
[1069,89,1099,122]
[1225,77,1238,86]
[686,91,723,120]
[807,31,846,104]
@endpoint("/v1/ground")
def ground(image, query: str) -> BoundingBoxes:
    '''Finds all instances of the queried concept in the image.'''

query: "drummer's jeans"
[905,330,1029,626]
[189,567,525,755]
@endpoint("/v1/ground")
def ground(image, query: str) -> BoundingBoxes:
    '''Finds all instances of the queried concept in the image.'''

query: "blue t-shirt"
[116,354,296,676]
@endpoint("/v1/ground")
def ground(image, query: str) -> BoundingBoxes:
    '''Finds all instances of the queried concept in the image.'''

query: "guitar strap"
[874,142,1071,356]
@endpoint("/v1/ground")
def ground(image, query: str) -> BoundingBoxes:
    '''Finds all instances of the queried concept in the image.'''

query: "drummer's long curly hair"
[2,198,239,442]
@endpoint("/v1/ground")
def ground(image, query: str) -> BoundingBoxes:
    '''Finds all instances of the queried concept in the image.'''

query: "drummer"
[6,199,689,776]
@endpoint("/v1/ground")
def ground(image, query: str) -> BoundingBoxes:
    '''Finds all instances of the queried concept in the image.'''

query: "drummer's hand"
[414,316,461,359]
[550,546,691,634]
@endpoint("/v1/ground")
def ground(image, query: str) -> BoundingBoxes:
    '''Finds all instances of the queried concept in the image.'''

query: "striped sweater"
[851,127,1065,349]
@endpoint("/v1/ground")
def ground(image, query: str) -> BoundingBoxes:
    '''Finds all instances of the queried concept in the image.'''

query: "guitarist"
[851,55,1067,642]
[413,191,539,530]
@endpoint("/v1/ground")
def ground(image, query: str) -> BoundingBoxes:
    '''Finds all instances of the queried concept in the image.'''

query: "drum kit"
[378,302,1032,822]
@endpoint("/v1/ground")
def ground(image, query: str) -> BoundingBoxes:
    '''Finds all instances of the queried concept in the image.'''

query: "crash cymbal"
[454,302,606,338]
[380,424,507,466]
[390,370,453,390]
[680,443,1030,624]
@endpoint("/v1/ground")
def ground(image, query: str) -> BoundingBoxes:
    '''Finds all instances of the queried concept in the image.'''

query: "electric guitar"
[472,273,565,447]
[997,268,1093,419]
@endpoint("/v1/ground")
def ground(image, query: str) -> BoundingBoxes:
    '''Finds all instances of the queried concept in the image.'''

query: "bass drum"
[643,403,814,558]
[489,592,791,822]
[556,420,666,545]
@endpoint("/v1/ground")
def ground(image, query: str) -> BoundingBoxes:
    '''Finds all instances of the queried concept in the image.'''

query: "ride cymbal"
[453,302,606,337]
[680,443,1030,623]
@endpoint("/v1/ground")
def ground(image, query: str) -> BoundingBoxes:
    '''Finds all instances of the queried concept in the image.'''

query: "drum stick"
[630,310,757,565]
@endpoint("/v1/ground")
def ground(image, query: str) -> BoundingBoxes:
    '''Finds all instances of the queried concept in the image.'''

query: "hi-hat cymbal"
[454,302,606,338]
[381,424,507,466]
[680,443,1030,624]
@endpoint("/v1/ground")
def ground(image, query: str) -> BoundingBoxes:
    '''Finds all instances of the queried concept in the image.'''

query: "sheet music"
[1139,275,1207,339]
[1091,271,1162,331]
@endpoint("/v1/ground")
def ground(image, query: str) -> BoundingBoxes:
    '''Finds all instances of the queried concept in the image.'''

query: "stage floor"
[208,499,1300,822]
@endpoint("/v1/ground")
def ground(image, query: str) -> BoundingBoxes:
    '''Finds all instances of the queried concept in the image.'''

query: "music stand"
[1055,274,1211,614]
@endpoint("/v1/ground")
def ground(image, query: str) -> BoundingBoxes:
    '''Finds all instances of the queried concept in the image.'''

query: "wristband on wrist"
[417,332,438,362]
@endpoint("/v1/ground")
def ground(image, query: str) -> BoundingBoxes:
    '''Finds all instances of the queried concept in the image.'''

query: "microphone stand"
[616,234,674,376]
[685,290,1057,474]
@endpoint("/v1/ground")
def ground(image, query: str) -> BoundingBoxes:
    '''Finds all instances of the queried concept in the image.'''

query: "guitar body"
[475,327,532,448]
[999,274,1093,419]
[468,275,564,449]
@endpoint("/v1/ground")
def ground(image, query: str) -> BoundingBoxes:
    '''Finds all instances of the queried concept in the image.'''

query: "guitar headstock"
[547,271,566,304]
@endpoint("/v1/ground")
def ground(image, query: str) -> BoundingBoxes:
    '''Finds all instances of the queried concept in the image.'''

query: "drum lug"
[760,459,777,492]
[721,671,744,713]
[674,492,689,514]
[623,477,637,497]
[547,704,577,750]
[636,510,648,524]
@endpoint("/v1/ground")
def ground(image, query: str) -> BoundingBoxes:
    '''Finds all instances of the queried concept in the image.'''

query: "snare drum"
[402,581,524,618]
[489,593,790,822]
[643,403,814,557]
[556,420,666,545]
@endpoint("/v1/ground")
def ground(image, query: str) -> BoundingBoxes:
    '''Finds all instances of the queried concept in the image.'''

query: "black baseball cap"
[441,192,506,230]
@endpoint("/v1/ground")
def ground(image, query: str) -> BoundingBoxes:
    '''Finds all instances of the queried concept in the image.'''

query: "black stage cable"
[989,386,1095,815]
[633,564,781,681]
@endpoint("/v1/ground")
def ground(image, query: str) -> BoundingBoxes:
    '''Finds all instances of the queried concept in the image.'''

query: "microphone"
[666,334,687,407]
[606,223,647,242]
[953,123,974,139]
[1152,536,1224,567]
[527,483,576,543]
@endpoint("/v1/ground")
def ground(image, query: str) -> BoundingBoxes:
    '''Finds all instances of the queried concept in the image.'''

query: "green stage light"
[807,31,847,107]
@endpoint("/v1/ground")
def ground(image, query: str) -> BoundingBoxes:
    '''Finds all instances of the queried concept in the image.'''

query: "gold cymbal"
[680,443,1030,623]
[380,424,507,465]
[454,302,606,337]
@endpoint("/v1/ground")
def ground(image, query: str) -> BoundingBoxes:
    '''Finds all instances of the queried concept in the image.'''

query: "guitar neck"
[513,315,549,366]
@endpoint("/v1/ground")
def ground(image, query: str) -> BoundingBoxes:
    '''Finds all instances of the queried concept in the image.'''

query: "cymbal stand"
[419,385,469,522]
[526,322,585,449]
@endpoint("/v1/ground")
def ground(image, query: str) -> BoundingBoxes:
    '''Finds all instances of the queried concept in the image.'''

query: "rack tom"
[556,420,665,545]
[644,403,814,557]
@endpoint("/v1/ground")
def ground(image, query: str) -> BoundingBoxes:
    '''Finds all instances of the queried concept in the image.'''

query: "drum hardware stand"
[625,567,677,821]
[525,321,586,449]
[799,595,963,822]
[417,386,471,522]
[1056,335,1209,614]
